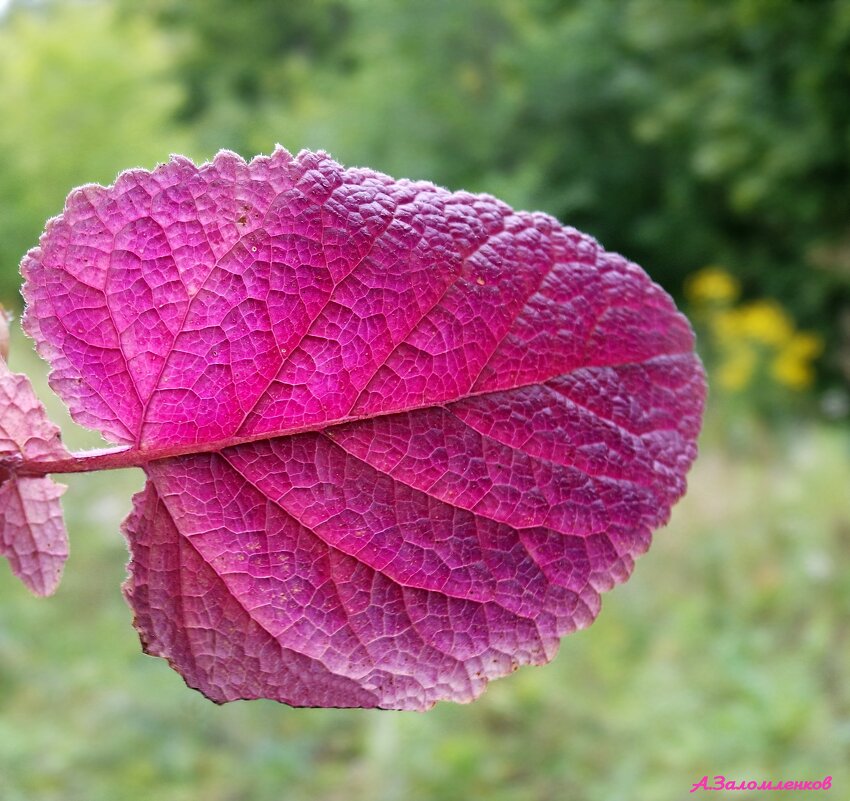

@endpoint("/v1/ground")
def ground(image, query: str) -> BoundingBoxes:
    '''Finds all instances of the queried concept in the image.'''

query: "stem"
[10,427,287,476]
[14,446,140,475]
[11,438,237,476]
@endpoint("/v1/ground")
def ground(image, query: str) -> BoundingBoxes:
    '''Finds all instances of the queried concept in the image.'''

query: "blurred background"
[0,0,848,799]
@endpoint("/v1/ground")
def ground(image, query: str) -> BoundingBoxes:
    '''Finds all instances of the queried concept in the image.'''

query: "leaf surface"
[20,148,705,708]
[0,358,69,596]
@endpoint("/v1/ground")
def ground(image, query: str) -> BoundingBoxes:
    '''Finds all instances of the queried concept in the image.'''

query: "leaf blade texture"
[21,147,705,708]
[0,358,69,596]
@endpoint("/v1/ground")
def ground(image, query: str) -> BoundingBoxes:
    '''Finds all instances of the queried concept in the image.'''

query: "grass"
[1,329,848,801]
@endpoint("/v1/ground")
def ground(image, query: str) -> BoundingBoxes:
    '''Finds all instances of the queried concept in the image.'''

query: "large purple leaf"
[20,148,705,709]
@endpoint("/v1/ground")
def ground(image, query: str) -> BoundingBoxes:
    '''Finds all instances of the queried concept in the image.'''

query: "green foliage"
[0,1,190,305]
[3,0,849,383]
[116,0,850,385]
[139,0,353,155]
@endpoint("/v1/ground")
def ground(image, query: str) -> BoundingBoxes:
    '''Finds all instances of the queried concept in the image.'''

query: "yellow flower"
[785,332,823,360]
[770,333,823,390]
[771,355,813,390]
[685,266,741,305]
[695,272,823,394]
[735,300,794,347]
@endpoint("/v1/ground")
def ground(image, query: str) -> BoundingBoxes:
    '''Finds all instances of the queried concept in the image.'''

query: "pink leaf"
[0,359,69,596]
[19,148,705,709]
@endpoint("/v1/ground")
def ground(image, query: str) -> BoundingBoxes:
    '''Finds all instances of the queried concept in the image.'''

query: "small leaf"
[20,147,705,708]
[0,359,69,596]
[0,475,68,597]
